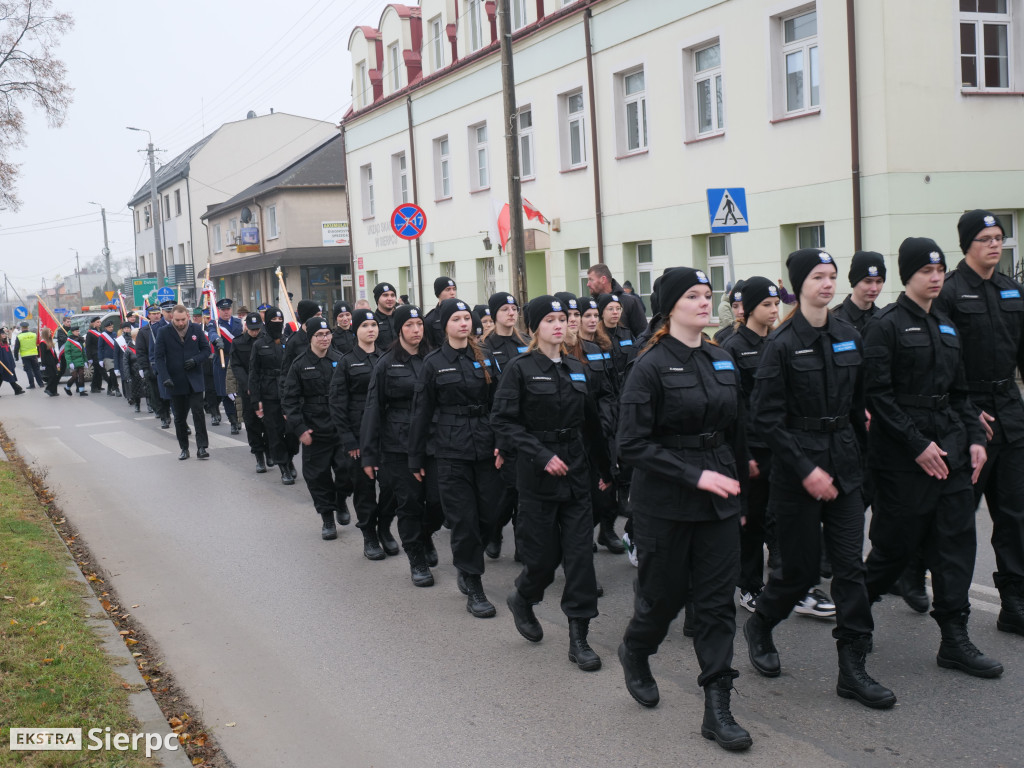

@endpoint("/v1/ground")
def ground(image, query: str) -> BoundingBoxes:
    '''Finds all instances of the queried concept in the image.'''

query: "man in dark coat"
[586,263,648,337]
[155,305,212,460]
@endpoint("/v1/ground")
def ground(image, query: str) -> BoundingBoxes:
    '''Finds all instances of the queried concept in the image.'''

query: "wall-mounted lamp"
[479,230,492,251]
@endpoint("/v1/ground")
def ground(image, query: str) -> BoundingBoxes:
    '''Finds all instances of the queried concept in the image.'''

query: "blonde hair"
[467,336,492,384]
[639,323,671,356]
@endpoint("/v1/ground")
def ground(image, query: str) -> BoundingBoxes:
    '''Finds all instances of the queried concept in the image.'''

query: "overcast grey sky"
[0,0,384,297]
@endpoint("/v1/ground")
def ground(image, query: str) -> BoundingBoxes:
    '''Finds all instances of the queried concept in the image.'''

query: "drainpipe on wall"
[846,0,863,252]
[340,125,358,305]
[406,96,425,305]
[583,8,605,263]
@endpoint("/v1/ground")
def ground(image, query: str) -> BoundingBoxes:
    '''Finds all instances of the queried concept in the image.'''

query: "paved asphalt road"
[2,390,1022,768]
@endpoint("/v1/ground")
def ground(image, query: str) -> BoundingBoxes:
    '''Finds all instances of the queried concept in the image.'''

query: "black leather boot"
[997,585,1024,636]
[336,506,351,526]
[133,402,140,413]
[211,413,221,426]
[837,638,896,708]
[682,602,696,637]
[320,511,337,541]
[507,590,543,642]
[280,464,295,485]
[255,452,267,474]
[597,520,626,554]
[463,574,496,618]
[423,534,438,567]
[485,532,502,560]
[265,455,276,467]
[897,557,929,614]
[743,611,780,677]
[378,521,399,556]
[701,676,752,751]
[937,613,1003,678]
[407,546,434,587]
[361,529,385,560]
[617,642,659,707]
[230,421,240,435]
[568,618,601,671]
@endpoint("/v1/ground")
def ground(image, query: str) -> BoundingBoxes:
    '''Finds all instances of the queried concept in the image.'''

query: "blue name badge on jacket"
[472,359,492,368]
[1001,289,1021,299]
[517,346,529,353]
[620,339,633,346]
[832,341,857,353]
[712,360,735,371]
[586,353,603,362]
[939,325,956,336]
[570,372,587,381]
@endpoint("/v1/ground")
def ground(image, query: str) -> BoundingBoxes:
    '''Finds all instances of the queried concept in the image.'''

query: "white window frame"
[393,152,409,205]
[469,122,489,191]
[693,41,724,136]
[512,0,528,30]
[577,249,591,298]
[440,261,456,280]
[994,210,1019,278]
[388,42,401,92]
[707,235,732,322]
[467,0,484,52]
[177,244,186,265]
[778,6,820,116]
[135,210,141,233]
[797,222,826,249]
[636,242,654,312]
[267,205,279,239]
[615,66,649,155]
[356,60,368,108]
[959,1,1013,90]
[478,256,496,300]
[430,16,444,72]
[517,106,535,180]
[228,218,238,245]
[163,195,171,220]
[360,164,375,219]
[559,89,587,170]
[174,189,182,216]
[213,224,222,253]
[434,136,452,200]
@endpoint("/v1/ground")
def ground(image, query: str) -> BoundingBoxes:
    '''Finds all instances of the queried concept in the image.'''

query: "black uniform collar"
[441,341,471,362]
[790,308,840,346]
[895,291,932,319]
[955,258,989,288]
[734,324,766,346]
[660,333,703,363]
[840,295,874,321]
[350,345,375,361]
[528,350,562,371]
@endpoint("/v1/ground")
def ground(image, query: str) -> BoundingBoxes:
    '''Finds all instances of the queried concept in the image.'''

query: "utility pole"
[69,248,82,308]
[126,128,165,289]
[88,201,113,291]
[498,0,527,303]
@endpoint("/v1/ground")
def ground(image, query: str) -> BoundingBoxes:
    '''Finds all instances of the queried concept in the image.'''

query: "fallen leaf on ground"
[225,722,236,727]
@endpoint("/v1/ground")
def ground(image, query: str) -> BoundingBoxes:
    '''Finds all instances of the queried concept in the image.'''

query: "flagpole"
[204,282,225,367]
[275,267,299,331]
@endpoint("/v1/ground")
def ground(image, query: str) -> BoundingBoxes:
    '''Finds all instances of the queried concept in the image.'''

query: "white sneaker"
[739,589,761,613]
[794,587,836,618]
[622,532,638,568]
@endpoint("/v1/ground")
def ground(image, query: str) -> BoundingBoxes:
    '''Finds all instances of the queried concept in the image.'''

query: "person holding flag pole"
[203,281,242,434]
[275,267,300,333]
[62,325,88,396]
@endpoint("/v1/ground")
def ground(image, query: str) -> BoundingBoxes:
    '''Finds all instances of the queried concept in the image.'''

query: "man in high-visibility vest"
[12,322,44,389]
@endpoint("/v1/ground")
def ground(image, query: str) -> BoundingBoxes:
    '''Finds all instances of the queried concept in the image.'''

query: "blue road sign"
[707,188,749,233]
[14,306,27,319]
[156,287,176,303]
[391,204,427,240]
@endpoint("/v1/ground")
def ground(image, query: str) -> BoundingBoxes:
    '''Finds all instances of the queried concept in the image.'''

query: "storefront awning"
[208,246,351,277]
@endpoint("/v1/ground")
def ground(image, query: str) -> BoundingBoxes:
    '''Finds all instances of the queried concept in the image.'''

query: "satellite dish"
[240,207,253,223]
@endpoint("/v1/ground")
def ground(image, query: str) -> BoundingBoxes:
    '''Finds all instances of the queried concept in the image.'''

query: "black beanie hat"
[596,293,621,315]
[958,209,1004,254]
[245,312,262,329]
[553,291,579,312]
[898,237,946,284]
[787,248,836,299]
[658,267,711,316]
[296,300,320,323]
[392,304,422,334]
[728,279,747,305]
[848,251,887,286]
[353,309,377,328]
[526,295,568,332]
[333,300,351,317]
[304,317,330,337]
[438,297,471,331]
[433,276,456,297]
[740,276,779,318]
[581,296,599,314]
[472,304,491,319]
[373,282,396,302]
[470,309,484,336]
[488,291,518,318]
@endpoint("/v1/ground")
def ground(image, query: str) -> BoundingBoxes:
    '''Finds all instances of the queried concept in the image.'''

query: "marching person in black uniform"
[862,237,1002,678]
[372,282,399,351]
[55,314,71,382]
[935,209,1024,637]
[833,251,886,331]
[422,276,458,348]
[721,277,781,612]
[249,307,295,485]
[746,248,895,710]
[147,301,176,426]
[493,295,610,671]
[473,304,494,335]
[85,316,104,393]
[615,267,751,752]
[409,298,502,618]
[712,280,745,345]
[135,304,162,414]
[99,318,122,397]
[154,305,211,460]
[281,316,351,540]
[207,298,242,434]
[330,311,395,560]
[231,313,268,473]
[331,301,356,356]
[597,293,636,386]
[279,300,322,394]
[361,304,443,585]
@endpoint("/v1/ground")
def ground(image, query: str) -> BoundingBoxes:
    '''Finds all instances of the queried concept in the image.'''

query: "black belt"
[439,404,489,416]
[967,379,1016,394]
[305,395,329,404]
[788,415,850,433]
[896,393,950,410]
[530,428,577,442]
[656,431,725,450]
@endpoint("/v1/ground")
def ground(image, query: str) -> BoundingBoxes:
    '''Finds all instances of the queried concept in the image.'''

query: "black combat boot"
[407,546,434,587]
[682,602,696,638]
[743,611,780,677]
[335,506,351,526]
[133,401,141,413]
[320,511,337,541]
[463,574,496,618]
[568,618,601,671]
[230,421,240,435]
[701,676,752,751]
[507,590,543,642]
[280,464,295,485]
[361,528,385,561]
[423,534,438,567]
[485,532,502,560]
[836,638,896,708]
[937,613,1003,678]
[597,520,626,554]
[617,642,659,707]
[255,452,267,474]
[377,521,399,556]
[211,412,221,426]
[997,585,1024,636]
[897,557,929,614]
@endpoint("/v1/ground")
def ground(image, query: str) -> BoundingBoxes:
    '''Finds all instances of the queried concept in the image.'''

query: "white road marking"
[204,432,249,449]
[31,425,61,430]
[76,420,120,428]
[90,431,170,458]
[19,436,85,465]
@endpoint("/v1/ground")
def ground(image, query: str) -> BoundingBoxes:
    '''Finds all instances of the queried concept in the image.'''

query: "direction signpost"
[391,204,427,304]
[156,287,176,305]
[14,306,28,320]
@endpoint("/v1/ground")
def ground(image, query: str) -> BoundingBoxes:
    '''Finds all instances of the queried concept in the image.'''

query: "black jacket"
[331,327,356,356]
[229,331,259,395]
[328,345,381,451]
[281,348,343,439]
[864,293,983,477]
[605,279,648,337]
[934,259,1024,445]
[831,296,881,333]
[605,325,637,386]
[422,305,445,349]
[374,308,397,351]
[360,348,425,467]
[154,323,211,396]
[279,327,309,395]
[484,330,529,378]
[408,342,497,467]
[721,324,770,450]
[248,332,285,404]
[751,311,867,493]
[617,335,747,521]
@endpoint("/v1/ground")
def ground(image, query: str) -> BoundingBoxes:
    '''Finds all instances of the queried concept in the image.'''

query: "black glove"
[211,336,224,351]
[162,379,173,389]
[184,358,197,371]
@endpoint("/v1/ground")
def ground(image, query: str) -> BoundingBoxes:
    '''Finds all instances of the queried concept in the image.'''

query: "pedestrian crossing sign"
[707,188,749,233]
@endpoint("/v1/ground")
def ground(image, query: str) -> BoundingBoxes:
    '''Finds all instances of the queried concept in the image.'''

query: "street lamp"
[126,126,165,289]
[68,247,82,308]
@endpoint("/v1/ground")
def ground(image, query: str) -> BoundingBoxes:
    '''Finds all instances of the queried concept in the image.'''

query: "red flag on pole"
[494,198,548,251]
[37,298,59,337]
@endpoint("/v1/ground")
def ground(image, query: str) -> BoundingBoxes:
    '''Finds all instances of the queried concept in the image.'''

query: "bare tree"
[0,0,73,211]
